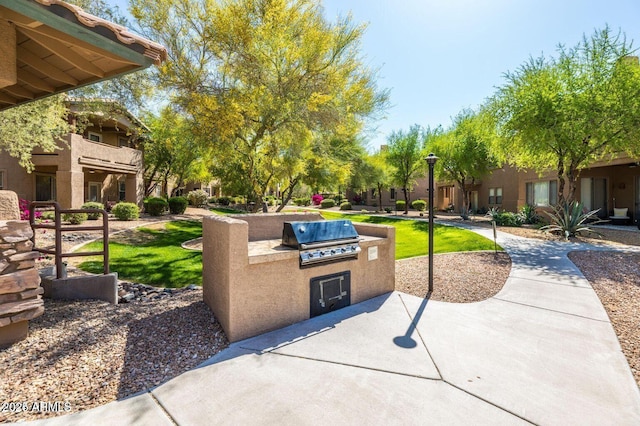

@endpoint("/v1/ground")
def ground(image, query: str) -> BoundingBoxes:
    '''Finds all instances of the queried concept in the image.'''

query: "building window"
[35,174,56,201]
[88,131,102,142]
[526,180,558,207]
[88,182,101,202]
[119,180,126,201]
[390,188,396,200]
[488,187,503,205]
[0,170,4,189]
[371,188,375,197]
[119,137,129,147]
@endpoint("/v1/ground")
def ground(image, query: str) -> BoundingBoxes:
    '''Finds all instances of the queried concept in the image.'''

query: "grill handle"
[299,238,361,250]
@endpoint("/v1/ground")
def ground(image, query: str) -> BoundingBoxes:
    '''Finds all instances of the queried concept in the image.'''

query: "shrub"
[18,199,42,221]
[168,196,188,214]
[320,199,335,208]
[40,211,55,221]
[62,212,88,224]
[217,196,232,206]
[112,202,139,221]
[541,201,604,240]
[81,202,104,220]
[144,197,168,216]
[294,197,311,206]
[384,207,392,213]
[487,208,523,227]
[396,200,406,211]
[519,204,540,224]
[411,199,427,212]
[340,202,353,210]
[311,194,324,205]
[187,189,209,207]
[352,194,362,205]
[208,196,218,204]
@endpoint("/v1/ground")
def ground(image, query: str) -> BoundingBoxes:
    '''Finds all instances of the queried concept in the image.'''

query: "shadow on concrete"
[394,292,431,349]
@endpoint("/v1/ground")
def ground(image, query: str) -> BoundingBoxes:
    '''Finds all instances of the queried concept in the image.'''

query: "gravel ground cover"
[2,212,637,422]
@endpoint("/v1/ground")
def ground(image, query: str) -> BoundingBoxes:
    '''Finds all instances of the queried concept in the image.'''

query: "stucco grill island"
[202,213,396,342]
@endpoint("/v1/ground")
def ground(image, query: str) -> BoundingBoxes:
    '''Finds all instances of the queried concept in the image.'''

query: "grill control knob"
[341,247,347,253]
[308,253,313,258]
[331,249,336,254]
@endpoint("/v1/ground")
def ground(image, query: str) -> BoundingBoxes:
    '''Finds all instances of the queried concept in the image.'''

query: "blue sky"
[112,0,640,152]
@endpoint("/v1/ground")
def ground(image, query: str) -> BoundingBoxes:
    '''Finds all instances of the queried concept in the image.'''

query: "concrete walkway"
[30,226,640,425]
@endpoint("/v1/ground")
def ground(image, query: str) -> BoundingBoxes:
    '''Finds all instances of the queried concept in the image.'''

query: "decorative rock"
[0,269,41,294]
[10,305,44,323]
[15,240,33,252]
[8,251,40,262]
[0,316,10,327]
[0,259,7,273]
[19,287,44,299]
[0,191,19,221]
[0,221,33,243]
[2,249,16,257]
[0,293,20,303]
[0,298,43,316]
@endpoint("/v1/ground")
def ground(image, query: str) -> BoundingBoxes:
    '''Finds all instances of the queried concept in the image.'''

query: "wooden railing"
[29,202,109,279]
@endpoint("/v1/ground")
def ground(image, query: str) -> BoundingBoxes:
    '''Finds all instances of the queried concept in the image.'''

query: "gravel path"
[2,212,638,422]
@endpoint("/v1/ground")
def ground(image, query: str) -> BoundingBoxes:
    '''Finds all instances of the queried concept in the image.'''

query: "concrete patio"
[28,226,640,425]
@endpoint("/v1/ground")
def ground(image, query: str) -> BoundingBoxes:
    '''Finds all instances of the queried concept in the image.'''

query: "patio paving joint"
[147,390,179,426]
[441,379,537,425]
[265,351,443,381]
[491,297,611,323]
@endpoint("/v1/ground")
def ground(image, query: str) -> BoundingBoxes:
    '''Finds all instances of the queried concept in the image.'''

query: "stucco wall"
[202,214,395,342]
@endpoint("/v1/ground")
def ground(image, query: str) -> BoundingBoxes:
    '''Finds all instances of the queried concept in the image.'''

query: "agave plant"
[540,201,605,240]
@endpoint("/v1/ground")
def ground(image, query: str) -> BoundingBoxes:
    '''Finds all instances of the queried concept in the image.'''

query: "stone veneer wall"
[0,191,44,347]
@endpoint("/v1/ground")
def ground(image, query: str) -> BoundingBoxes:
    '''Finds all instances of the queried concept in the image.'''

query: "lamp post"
[425,153,438,292]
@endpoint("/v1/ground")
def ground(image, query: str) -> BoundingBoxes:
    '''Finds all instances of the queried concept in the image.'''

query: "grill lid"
[282,220,359,248]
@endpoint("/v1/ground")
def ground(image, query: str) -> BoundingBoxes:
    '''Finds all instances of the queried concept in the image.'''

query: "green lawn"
[77,212,499,287]
[78,220,203,287]
[320,211,500,259]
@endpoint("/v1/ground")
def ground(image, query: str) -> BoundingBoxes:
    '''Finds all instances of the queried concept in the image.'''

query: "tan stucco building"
[350,154,640,225]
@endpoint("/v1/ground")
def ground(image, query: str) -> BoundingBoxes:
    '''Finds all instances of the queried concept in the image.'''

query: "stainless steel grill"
[282,220,361,266]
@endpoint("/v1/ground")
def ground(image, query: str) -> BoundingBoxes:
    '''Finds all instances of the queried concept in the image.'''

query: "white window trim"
[88,131,102,143]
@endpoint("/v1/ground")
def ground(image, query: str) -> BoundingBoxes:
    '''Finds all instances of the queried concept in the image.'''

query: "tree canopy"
[490,26,640,204]
[0,95,70,171]
[131,0,389,209]
[428,109,496,217]
[385,125,427,214]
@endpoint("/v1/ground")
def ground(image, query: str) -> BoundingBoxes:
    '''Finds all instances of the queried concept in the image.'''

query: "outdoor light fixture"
[425,153,438,292]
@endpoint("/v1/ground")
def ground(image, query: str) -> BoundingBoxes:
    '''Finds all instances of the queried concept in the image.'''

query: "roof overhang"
[0,0,167,111]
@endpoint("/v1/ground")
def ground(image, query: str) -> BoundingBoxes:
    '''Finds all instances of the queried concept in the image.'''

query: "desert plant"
[320,199,335,208]
[168,196,188,214]
[519,204,540,225]
[81,202,105,220]
[541,201,604,240]
[311,194,324,205]
[187,189,209,206]
[486,208,523,227]
[112,202,139,221]
[339,201,353,210]
[396,200,406,211]
[207,196,218,204]
[217,196,232,206]
[144,197,168,216]
[411,199,427,212]
[62,212,88,224]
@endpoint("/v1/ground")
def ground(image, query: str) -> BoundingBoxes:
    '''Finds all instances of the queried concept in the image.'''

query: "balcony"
[31,133,142,175]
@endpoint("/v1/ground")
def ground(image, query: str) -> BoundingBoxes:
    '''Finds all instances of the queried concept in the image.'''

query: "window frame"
[88,131,102,143]
[526,180,557,207]
[0,170,4,190]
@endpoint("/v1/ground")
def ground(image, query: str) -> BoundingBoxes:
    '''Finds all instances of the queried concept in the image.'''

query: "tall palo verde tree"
[490,26,640,205]
[132,0,389,210]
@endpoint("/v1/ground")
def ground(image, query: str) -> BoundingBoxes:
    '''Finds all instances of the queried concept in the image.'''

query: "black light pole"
[425,153,438,292]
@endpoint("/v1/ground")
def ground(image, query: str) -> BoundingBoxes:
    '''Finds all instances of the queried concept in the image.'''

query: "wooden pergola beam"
[17,46,78,86]
[0,20,17,88]
[18,26,105,78]
[17,67,54,92]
